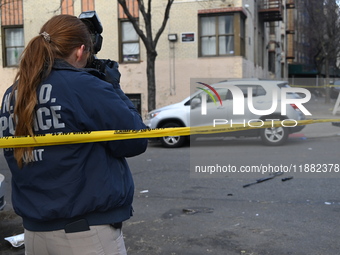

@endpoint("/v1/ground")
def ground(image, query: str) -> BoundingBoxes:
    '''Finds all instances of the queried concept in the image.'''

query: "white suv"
[144,79,307,148]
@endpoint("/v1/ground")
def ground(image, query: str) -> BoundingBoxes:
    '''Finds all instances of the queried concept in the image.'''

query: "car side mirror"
[191,98,201,109]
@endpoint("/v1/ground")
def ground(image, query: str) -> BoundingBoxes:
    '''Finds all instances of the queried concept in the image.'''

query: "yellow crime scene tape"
[0,119,340,148]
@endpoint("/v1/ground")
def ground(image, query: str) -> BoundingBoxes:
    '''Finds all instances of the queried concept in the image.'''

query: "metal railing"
[259,0,283,10]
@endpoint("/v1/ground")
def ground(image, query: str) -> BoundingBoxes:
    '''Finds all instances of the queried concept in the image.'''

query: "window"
[1,0,23,67]
[199,12,245,57]
[126,94,142,114]
[207,88,230,102]
[118,0,140,63]
[120,21,140,62]
[3,27,24,67]
[82,0,95,11]
[235,85,266,98]
[61,0,74,15]
[213,86,266,101]
[200,15,234,56]
[218,15,234,55]
[240,17,245,56]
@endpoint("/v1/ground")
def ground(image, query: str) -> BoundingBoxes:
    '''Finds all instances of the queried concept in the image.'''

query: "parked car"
[0,174,5,211]
[144,79,307,148]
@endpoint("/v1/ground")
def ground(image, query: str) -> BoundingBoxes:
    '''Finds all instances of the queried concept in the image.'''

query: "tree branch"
[154,0,174,47]
[117,0,149,49]
[138,0,154,52]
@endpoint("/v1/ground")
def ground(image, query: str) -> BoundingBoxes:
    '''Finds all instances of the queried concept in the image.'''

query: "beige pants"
[24,225,127,255]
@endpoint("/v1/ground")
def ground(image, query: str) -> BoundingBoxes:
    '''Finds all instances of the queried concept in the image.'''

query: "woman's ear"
[75,45,89,68]
[66,45,89,68]
[76,45,86,62]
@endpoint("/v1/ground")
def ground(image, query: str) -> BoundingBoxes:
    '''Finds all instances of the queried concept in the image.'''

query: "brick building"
[0,0,295,116]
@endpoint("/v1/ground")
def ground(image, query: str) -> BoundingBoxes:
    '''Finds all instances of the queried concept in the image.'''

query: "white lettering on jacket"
[0,84,66,162]
[1,84,65,136]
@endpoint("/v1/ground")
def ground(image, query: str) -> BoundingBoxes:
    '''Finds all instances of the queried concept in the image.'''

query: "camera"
[79,10,103,54]
[79,11,117,73]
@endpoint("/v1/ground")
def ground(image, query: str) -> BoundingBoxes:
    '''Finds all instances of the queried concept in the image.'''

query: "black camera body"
[79,11,117,72]
[79,11,120,87]
[91,58,116,73]
[79,11,103,54]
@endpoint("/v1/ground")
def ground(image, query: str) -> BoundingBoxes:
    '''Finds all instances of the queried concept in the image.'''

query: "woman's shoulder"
[48,68,112,97]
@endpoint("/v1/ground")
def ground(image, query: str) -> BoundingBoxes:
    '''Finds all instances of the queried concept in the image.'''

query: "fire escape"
[258,0,296,76]
[258,0,283,22]
[285,0,296,61]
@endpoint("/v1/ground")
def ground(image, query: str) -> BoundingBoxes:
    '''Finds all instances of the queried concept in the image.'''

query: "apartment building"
[0,0,295,116]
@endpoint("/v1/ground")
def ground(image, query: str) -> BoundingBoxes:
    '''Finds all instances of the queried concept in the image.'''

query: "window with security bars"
[126,94,141,114]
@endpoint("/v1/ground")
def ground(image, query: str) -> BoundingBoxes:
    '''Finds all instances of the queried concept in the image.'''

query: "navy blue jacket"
[0,60,148,231]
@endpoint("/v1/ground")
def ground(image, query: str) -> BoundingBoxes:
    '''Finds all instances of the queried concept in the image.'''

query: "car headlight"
[146,111,161,120]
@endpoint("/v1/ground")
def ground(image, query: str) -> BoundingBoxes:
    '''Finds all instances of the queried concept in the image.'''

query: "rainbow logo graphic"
[196,82,223,106]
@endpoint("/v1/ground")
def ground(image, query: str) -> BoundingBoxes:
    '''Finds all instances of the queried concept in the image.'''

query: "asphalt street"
[1,96,340,254]
[122,135,340,255]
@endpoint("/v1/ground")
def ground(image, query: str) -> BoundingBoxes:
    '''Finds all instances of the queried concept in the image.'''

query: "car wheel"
[260,126,288,146]
[159,122,186,148]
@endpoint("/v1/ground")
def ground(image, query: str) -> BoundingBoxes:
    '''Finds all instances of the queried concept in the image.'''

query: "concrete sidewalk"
[296,95,340,138]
